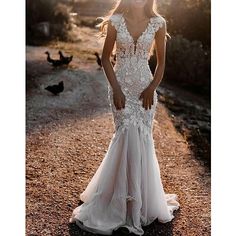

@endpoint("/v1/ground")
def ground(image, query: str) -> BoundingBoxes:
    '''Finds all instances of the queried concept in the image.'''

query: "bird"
[94,52,102,69]
[45,81,64,95]
[58,50,73,65]
[45,51,64,67]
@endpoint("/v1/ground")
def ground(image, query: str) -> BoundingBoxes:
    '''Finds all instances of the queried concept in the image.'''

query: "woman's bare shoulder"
[109,13,122,20]
[109,13,123,29]
[152,13,166,23]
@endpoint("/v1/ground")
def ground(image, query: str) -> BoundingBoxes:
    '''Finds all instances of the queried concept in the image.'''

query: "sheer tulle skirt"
[69,124,180,235]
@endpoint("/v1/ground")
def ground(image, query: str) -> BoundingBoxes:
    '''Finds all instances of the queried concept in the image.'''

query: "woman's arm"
[139,20,167,110]
[101,20,125,110]
[149,20,167,90]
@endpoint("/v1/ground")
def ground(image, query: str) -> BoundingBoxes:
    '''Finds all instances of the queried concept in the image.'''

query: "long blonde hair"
[97,0,159,37]
[95,0,167,56]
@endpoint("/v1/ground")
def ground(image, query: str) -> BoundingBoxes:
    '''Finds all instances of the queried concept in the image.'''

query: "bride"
[69,0,180,235]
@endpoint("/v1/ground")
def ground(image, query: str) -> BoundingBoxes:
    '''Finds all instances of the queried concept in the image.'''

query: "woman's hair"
[96,0,159,38]
[95,0,169,56]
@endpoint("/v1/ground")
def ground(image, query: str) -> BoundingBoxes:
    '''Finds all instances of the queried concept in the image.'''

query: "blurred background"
[26,0,211,164]
[26,1,211,235]
[26,0,211,97]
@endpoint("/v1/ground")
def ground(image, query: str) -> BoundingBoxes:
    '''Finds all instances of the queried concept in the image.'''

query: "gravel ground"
[26,105,210,236]
[26,28,210,235]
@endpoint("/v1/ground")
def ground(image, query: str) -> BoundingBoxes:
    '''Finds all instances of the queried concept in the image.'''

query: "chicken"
[45,51,64,67]
[58,50,73,65]
[45,81,64,95]
[94,52,102,69]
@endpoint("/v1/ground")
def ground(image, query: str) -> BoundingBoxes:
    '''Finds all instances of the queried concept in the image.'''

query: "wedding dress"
[69,13,180,235]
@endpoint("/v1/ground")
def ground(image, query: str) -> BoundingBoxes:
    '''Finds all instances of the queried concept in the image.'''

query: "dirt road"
[26,32,210,235]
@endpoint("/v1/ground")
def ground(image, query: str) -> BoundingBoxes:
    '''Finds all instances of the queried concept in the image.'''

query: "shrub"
[159,0,211,48]
[165,35,210,94]
[149,35,210,96]
[26,0,73,44]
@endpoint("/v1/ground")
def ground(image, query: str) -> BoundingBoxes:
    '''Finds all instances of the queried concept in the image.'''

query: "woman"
[69,0,180,235]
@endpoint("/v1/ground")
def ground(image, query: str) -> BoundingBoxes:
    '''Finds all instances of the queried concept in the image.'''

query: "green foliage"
[26,0,73,44]
[164,35,210,94]
[159,0,211,48]
[155,0,211,96]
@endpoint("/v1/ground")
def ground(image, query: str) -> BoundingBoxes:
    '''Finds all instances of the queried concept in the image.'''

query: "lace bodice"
[107,13,166,137]
[109,13,165,63]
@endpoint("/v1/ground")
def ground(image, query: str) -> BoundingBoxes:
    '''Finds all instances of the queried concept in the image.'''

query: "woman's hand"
[113,87,126,110]
[139,85,156,110]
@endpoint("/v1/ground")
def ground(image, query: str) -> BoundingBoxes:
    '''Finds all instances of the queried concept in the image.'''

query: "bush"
[165,35,210,95]
[149,35,210,96]
[159,0,211,48]
[26,0,73,44]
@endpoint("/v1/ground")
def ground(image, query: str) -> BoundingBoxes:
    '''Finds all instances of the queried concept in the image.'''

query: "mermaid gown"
[69,13,180,235]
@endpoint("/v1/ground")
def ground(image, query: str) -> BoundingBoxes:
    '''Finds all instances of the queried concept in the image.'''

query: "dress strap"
[151,15,166,33]
[109,14,123,31]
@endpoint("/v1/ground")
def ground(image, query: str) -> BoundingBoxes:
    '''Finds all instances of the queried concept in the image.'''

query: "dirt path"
[26,33,210,235]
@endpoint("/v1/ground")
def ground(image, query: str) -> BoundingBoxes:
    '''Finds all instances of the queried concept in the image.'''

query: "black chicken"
[58,51,73,65]
[94,52,102,69]
[45,51,64,67]
[45,81,64,95]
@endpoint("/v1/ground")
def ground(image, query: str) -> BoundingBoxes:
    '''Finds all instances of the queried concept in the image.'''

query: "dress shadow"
[68,200,176,236]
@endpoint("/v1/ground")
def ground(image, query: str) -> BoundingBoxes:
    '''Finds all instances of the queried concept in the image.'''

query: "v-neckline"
[121,14,154,52]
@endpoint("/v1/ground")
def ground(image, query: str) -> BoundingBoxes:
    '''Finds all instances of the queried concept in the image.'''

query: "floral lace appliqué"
[107,13,164,137]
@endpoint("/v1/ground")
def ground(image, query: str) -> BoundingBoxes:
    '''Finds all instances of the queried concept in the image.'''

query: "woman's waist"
[114,66,153,81]
[114,57,149,66]
[114,61,152,75]
[108,79,153,97]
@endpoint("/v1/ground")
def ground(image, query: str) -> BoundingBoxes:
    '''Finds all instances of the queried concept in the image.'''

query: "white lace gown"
[69,13,180,235]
